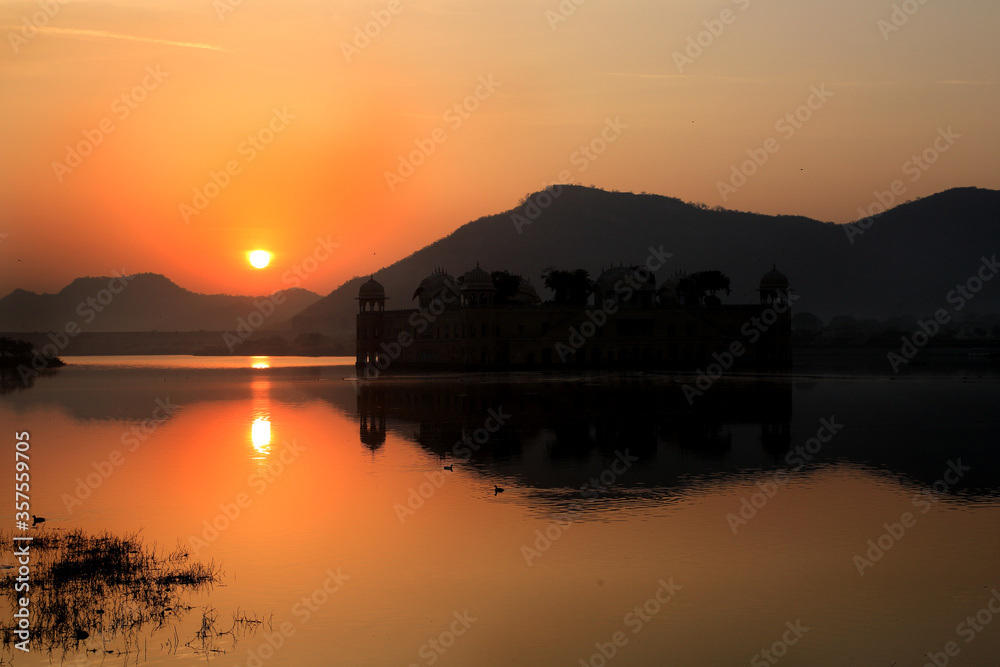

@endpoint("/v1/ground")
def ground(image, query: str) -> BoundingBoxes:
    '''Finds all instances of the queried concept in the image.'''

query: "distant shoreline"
[0,355,65,369]
[0,330,352,357]
[51,346,1000,378]
[3,331,999,367]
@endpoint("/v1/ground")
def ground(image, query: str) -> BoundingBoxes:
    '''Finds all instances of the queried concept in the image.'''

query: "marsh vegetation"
[0,528,267,662]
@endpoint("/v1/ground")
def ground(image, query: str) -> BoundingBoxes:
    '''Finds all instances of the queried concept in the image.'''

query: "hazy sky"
[1,0,998,297]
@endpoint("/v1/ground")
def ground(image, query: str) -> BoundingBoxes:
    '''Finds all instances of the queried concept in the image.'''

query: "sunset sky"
[1,0,998,297]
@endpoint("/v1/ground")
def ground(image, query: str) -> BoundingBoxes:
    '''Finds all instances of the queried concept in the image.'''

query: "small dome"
[413,269,455,301]
[657,278,679,303]
[460,264,495,291]
[511,278,541,304]
[657,275,682,292]
[759,265,789,291]
[358,276,385,300]
[594,265,655,296]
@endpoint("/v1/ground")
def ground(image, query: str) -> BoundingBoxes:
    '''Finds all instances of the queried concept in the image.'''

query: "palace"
[356,264,791,375]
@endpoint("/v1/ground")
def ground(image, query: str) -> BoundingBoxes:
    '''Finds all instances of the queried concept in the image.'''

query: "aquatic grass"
[0,528,262,660]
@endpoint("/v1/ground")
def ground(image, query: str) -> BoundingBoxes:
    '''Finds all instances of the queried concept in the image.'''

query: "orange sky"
[1,0,998,297]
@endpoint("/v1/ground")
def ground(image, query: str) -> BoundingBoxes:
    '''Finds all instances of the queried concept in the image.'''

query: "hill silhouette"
[0,273,321,333]
[290,185,1000,337]
[3,187,997,341]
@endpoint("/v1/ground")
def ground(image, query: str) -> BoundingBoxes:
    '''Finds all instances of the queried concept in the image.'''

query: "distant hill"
[4,186,997,340]
[290,185,1000,337]
[0,273,321,333]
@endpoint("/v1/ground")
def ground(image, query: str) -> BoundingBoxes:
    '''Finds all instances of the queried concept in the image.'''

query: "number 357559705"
[14,431,30,522]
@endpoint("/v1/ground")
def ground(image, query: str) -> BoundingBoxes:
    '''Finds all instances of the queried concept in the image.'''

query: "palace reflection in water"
[355,377,794,491]
[347,373,1000,499]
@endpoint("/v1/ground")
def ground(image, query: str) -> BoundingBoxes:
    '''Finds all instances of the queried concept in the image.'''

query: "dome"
[511,278,541,304]
[412,269,456,301]
[759,265,789,291]
[594,265,655,296]
[657,278,679,303]
[658,271,696,305]
[460,263,495,291]
[358,276,385,300]
[657,274,683,293]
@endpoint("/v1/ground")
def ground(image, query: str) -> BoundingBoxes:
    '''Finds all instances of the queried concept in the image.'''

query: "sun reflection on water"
[250,375,272,460]
[251,416,271,458]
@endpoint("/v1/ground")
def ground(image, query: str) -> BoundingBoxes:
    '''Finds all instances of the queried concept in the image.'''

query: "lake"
[1,355,999,666]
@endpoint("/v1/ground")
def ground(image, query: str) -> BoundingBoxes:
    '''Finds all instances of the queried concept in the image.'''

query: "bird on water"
[31,514,45,526]
[494,485,504,495]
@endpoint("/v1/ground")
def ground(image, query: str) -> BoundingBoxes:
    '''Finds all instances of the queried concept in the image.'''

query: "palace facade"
[356,264,791,374]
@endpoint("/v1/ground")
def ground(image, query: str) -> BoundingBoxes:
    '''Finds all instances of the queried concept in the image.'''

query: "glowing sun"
[248,250,271,269]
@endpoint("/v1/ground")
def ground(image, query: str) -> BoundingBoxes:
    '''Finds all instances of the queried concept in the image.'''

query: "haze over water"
[2,356,998,665]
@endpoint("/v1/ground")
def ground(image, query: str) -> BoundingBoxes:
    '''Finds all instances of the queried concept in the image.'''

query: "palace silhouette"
[356,265,791,374]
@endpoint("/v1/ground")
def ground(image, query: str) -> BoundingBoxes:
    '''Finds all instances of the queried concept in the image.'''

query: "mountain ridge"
[0,272,322,333]
[3,186,998,338]
[289,185,1000,338]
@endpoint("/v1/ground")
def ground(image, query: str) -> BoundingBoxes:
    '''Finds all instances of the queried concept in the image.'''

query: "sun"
[248,250,271,269]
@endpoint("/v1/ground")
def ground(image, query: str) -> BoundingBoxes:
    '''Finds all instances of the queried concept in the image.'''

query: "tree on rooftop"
[491,271,522,305]
[541,268,592,305]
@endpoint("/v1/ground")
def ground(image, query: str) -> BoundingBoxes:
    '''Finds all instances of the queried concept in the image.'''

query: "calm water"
[2,355,999,666]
